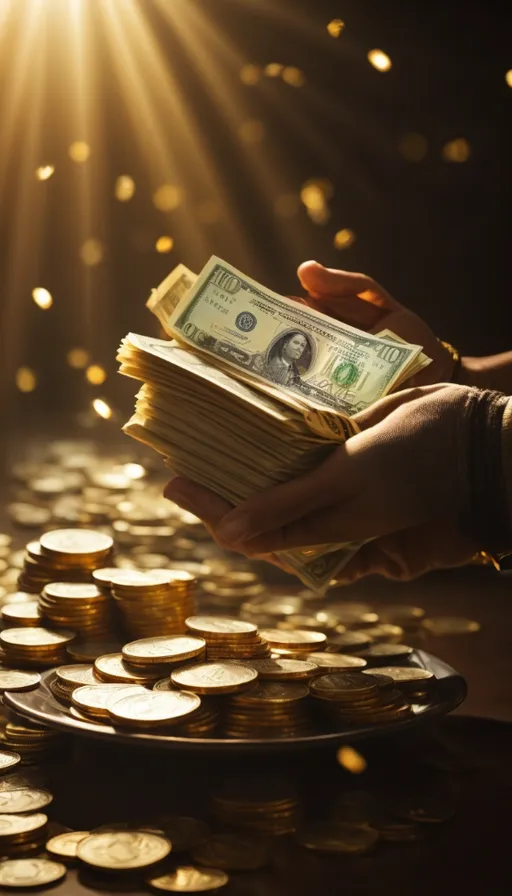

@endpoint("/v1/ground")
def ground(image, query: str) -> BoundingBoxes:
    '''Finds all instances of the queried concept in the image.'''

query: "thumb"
[298,261,377,299]
[352,384,450,431]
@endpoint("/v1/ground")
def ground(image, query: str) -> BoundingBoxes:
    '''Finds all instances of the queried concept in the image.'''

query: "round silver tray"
[4,650,466,752]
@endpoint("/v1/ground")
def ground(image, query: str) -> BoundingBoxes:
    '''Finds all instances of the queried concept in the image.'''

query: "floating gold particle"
[327,19,345,38]
[85,365,107,385]
[239,64,261,85]
[337,745,367,774]
[368,49,392,72]
[399,132,428,162]
[115,176,136,201]
[67,348,90,369]
[80,239,104,266]
[16,368,37,392]
[155,236,174,253]
[506,70,512,88]
[196,200,221,225]
[153,184,183,212]
[69,141,91,163]
[92,398,112,420]
[32,288,53,310]
[442,138,471,163]
[334,228,356,249]
[35,165,55,181]
[282,67,306,87]
[300,180,333,211]
[238,120,266,144]
[264,63,284,77]
[274,193,300,218]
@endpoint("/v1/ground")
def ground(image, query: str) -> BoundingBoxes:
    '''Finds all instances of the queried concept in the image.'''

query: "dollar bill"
[158,256,422,415]
[146,263,197,331]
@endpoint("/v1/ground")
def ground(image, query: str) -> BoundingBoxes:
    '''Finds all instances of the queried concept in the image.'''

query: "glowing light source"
[69,141,91,163]
[337,745,367,774]
[115,176,136,201]
[16,368,37,393]
[156,236,174,253]
[368,49,392,72]
[67,348,90,369]
[92,399,112,420]
[35,166,55,181]
[327,19,345,38]
[32,288,53,310]
[399,133,428,162]
[264,63,284,78]
[282,67,306,87]
[85,365,107,385]
[300,180,333,211]
[442,138,471,163]
[122,463,146,480]
[153,184,183,212]
[80,239,104,266]
[238,120,266,144]
[505,70,512,88]
[239,64,261,85]
[334,228,356,249]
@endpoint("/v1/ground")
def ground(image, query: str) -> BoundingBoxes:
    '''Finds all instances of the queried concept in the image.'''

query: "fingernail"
[216,515,251,543]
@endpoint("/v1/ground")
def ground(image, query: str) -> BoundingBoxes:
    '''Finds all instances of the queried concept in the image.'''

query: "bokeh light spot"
[239,64,261,85]
[32,288,53,310]
[153,184,183,212]
[368,49,392,72]
[92,399,112,420]
[505,70,512,88]
[156,236,174,253]
[16,368,37,392]
[399,132,428,162]
[35,165,54,181]
[264,63,284,77]
[115,176,136,201]
[327,19,345,38]
[442,138,471,162]
[80,239,104,266]
[334,228,356,249]
[337,745,367,773]
[85,365,107,385]
[69,141,91,163]
[282,67,306,87]
[67,348,90,369]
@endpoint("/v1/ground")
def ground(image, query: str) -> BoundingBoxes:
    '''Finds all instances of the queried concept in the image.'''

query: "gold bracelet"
[439,340,462,381]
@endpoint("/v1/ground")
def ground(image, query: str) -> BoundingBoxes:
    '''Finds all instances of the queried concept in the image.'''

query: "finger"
[302,294,382,330]
[297,261,401,311]
[164,477,233,530]
[214,446,356,545]
[352,383,450,431]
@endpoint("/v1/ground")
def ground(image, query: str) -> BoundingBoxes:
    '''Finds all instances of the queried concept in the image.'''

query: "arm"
[459,352,512,394]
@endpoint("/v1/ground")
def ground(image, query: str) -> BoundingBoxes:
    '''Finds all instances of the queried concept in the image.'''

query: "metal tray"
[4,650,466,753]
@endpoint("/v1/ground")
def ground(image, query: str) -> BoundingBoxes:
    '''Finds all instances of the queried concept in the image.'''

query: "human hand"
[165,383,476,562]
[297,261,456,386]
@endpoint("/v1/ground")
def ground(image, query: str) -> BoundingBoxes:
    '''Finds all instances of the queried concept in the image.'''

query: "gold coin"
[241,658,317,680]
[42,583,105,602]
[0,858,66,887]
[46,831,90,859]
[0,813,48,839]
[122,636,206,665]
[55,665,97,688]
[0,670,41,693]
[0,788,53,813]
[310,672,381,701]
[306,653,367,672]
[191,833,271,871]
[259,628,326,649]
[185,617,257,638]
[1,627,75,649]
[39,528,113,558]
[363,666,435,685]
[298,821,379,854]
[231,681,309,704]
[94,654,161,684]
[148,866,229,893]
[92,568,123,587]
[363,624,404,642]
[1,603,42,625]
[153,679,174,692]
[0,751,21,772]
[77,831,172,870]
[69,707,106,726]
[108,690,201,727]
[110,570,177,590]
[421,617,480,635]
[171,663,257,695]
[360,644,413,661]
[72,684,147,717]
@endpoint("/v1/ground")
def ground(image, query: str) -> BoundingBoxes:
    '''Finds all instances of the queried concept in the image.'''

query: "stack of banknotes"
[117,257,431,593]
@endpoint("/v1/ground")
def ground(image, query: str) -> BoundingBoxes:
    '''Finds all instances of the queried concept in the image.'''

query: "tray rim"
[3,649,467,753]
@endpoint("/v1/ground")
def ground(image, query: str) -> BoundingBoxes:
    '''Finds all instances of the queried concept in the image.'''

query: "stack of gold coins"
[363,666,435,699]
[359,644,414,666]
[39,583,113,639]
[71,683,148,723]
[305,653,368,674]
[223,681,312,738]
[17,530,114,594]
[1,602,43,628]
[311,672,412,725]
[260,628,327,658]
[0,628,76,669]
[211,777,302,835]
[173,699,220,737]
[93,653,165,686]
[2,713,67,764]
[49,665,98,704]
[121,635,207,672]
[185,616,270,661]
[107,689,202,730]
[110,570,196,638]
[0,813,49,857]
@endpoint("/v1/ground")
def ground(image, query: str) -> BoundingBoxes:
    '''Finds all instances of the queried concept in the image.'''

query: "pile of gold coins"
[0,628,75,669]
[39,583,113,639]
[17,530,115,594]
[310,671,414,726]
[185,615,270,660]
[211,777,302,835]
[108,569,197,638]
[223,680,312,738]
